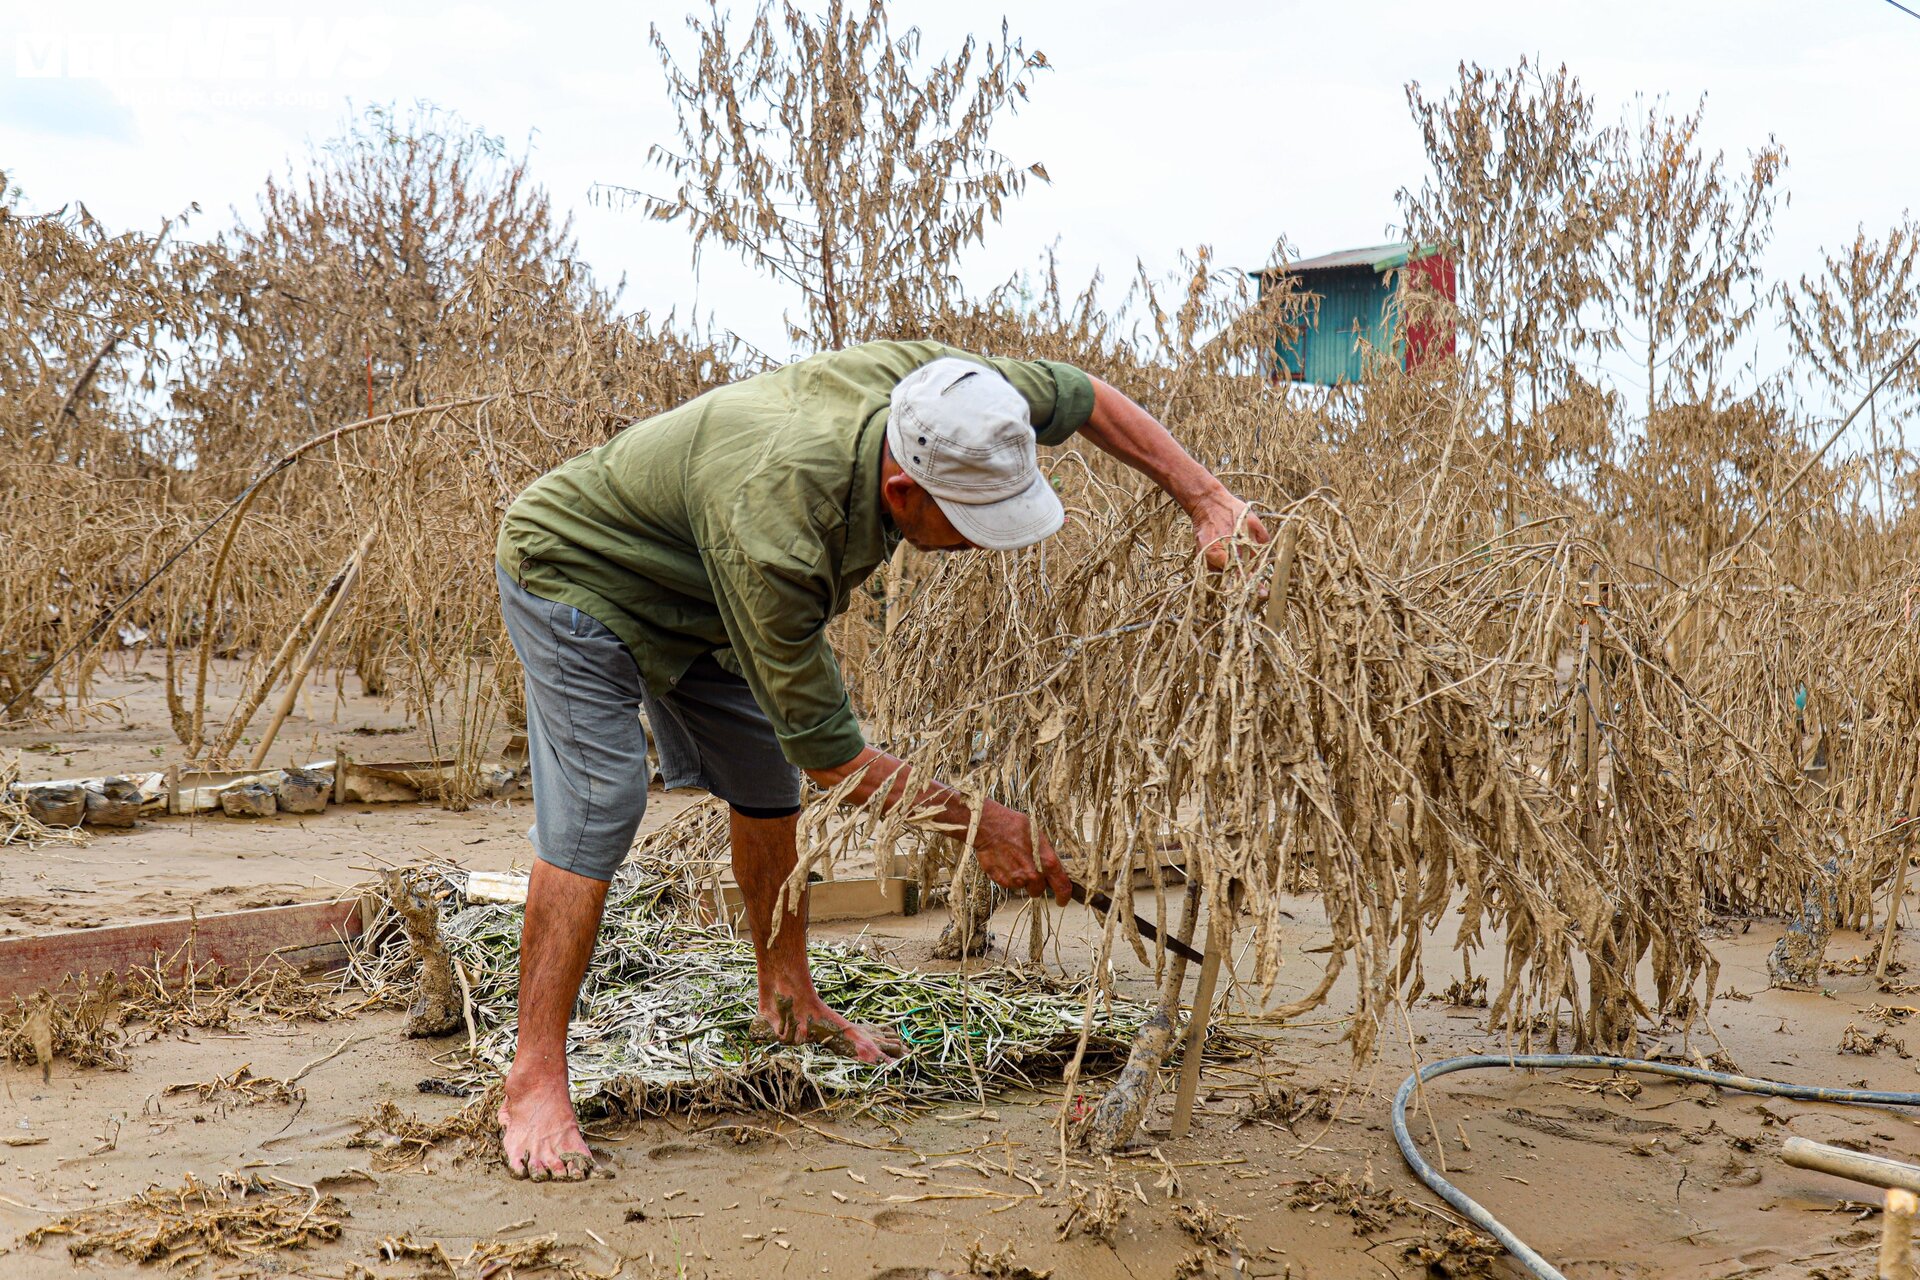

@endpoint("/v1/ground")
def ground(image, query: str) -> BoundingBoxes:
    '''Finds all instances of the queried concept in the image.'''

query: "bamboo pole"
[1782,1136,1920,1195]
[247,524,378,769]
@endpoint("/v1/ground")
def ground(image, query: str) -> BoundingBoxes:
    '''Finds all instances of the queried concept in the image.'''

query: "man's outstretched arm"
[1078,376,1271,565]
[804,748,1072,906]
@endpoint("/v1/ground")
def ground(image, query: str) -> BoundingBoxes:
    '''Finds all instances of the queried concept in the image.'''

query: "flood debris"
[1839,1022,1911,1058]
[81,775,144,827]
[1401,1226,1503,1278]
[932,859,1003,959]
[275,765,330,813]
[375,1230,608,1279]
[162,1063,304,1107]
[348,1084,504,1170]
[1284,1170,1418,1235]
[1057,1176,1128,1244]
[22,1172,346,1271]
[1767,860,1839,990]
[218,781,278,818]
[961,1240,1052,1280]
[1172,1198,1244,1278]
[2,758,87,845]
[1,977,127,1073]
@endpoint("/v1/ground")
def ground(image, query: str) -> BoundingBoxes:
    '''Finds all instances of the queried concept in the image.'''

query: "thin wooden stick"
[1170,880,1240,1140]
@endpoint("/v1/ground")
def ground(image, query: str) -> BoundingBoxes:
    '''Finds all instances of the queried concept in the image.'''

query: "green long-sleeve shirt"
[496,340,1095,770]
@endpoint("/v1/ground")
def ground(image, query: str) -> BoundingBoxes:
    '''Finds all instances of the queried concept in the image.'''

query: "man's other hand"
[974,801,1072,906]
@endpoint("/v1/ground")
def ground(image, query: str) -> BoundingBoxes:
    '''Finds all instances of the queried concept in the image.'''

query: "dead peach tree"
[623,0,1050,350]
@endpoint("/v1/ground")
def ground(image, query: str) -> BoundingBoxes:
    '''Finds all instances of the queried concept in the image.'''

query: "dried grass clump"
[0,976,129,1075]
[962,1240,1053,1280]
[377,1231,609,1280]
[1056,1177,1127,1244]
[1402,1227,1503,1278]
[0,943,336,1078]
[22,1172,346,1271]
[120,945,337,1036]
[1172,1198,1245,1278]
[348,1084,504,1170]
[1284,1171,1418,1235]
[1839,1022,1910,1058]
[162,1064,303,1108]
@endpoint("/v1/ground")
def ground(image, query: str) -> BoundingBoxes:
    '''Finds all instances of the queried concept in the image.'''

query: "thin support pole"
[1170,880,1241,1140]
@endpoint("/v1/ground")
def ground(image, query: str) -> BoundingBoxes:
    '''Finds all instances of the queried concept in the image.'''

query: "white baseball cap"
[886,357,1065,551]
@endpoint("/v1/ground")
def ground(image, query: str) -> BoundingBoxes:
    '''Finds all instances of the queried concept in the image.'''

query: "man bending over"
[494,341,1266,1179]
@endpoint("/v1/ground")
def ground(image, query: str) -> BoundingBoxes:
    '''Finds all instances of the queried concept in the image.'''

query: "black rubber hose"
[1392,1053,1920,1280]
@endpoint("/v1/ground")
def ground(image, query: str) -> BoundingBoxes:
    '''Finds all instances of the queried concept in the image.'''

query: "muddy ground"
[4,660,1918,1278]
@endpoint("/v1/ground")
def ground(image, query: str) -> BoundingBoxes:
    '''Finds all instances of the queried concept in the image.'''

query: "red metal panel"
[0,898,368,1002]
[1402,253,1458,372]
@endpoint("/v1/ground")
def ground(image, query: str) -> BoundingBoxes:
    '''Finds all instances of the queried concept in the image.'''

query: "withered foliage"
[6,22,1920,1065]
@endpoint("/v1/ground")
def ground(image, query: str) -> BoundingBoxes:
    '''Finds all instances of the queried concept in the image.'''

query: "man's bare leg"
[731,811,903,1062]
[499,859,608,1181]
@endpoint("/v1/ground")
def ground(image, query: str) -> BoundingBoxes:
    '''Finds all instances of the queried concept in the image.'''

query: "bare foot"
[498,1069,601,1182]
[750,992,904,1063]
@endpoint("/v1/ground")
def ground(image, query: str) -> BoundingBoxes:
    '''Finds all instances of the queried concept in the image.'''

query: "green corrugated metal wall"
[1273,266,1397,385]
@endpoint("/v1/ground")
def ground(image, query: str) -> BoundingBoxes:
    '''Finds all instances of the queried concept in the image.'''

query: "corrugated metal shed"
[1254,241,1454,385]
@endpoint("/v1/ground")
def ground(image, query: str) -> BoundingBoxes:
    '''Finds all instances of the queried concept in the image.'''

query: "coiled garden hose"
[1392,1053,1920,1280]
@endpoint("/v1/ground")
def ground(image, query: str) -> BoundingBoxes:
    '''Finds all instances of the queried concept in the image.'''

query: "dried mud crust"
[1,915,1915,1280]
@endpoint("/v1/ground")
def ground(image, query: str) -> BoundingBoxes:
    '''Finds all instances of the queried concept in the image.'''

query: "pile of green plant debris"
[348,857,1173,1116]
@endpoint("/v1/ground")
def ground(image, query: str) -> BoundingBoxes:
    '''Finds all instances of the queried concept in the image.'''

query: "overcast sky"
[5,0,1917,395]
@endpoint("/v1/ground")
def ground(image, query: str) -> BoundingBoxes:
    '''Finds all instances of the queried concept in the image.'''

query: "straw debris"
[22,1172,345,1271]
[1402,1227,1503,1278]
[162,1064,304,1108]
[1839,1022,1910,1059]
[1,977,128,1075]
[376,1231,611,1279]
[1284,1171,1418,1235]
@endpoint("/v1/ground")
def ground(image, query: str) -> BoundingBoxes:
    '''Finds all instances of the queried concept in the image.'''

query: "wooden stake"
[1884,1187,1917,1280]
[249,525,377,769]
[1170,880,1240,1140]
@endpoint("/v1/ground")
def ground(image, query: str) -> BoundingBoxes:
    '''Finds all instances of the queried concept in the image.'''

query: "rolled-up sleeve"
[703,545,867,770]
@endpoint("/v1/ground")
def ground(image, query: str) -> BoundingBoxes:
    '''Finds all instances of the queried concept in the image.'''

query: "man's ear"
[881,469,919,514]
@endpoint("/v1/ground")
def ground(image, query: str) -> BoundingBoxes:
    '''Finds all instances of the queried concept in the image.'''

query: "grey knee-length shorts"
[495,565,803,880]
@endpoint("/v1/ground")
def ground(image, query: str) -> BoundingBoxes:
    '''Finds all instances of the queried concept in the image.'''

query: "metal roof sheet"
[1258,242,1414,276]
